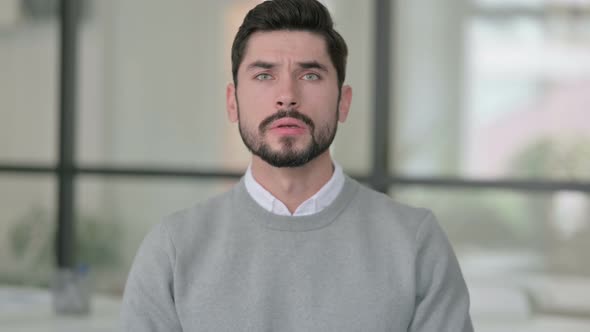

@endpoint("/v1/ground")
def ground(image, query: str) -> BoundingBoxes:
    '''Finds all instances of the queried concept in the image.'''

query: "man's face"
[226,30,351,168]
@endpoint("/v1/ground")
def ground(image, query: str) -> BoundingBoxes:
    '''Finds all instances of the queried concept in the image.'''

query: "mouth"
[259,109,315,133]
[270,118,307,130]
[268,117,308,135]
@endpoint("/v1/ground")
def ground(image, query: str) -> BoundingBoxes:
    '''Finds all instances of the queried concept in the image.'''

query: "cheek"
[302,84,338,103]
[237,90,270,125]
[301,86,340,118]
[238,82,272,106]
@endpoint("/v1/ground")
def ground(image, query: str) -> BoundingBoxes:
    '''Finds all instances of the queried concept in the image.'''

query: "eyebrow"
[246,61,276,71]
[297,61,328,72]
[245,60,329,72]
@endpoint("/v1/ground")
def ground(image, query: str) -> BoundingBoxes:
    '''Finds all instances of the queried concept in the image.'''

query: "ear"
[337,85,352,123]
[226,83,238,123]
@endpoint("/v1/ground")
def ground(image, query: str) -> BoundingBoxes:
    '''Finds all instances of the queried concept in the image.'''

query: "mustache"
[259,109,315,133]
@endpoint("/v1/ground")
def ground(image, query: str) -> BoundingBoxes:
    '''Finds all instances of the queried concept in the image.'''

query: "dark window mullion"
[56,0,80,269]
[371,0,393,193]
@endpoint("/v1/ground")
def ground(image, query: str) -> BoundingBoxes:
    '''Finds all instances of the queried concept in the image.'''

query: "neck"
[250,151,335,214]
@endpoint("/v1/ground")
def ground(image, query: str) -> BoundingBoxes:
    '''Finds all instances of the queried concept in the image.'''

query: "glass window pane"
[0,175,56,287]
[464,17,590,181]
[475,0,545,8]
[328,0,373,174]
[76,176,236,294]
[391,0,466,177]
[77,0,373,173]
[0,9,58,163]
[392,186,590,329]
[391,2,590,181]
[474,0,590,9]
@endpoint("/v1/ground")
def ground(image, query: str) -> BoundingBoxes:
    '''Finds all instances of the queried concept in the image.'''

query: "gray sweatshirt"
[121,176,473,331]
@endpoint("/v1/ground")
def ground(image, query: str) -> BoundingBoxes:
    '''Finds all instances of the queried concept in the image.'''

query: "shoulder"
[166,187,234,226]
[348,180,462,272]
[350,179,434,235]
[344,178,457,259]
[154,184,238,250]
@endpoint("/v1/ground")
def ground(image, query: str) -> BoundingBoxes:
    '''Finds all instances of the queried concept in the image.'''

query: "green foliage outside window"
[2,207,123,287]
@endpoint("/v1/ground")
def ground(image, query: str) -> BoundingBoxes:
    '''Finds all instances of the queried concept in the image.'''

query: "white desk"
[1,284,589,332]
[0,287,120,332]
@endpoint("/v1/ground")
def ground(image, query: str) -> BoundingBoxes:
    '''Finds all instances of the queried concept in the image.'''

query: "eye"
[255,73,273,80]
[302,73,320,81]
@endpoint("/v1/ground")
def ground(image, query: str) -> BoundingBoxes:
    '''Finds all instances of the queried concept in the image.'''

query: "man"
[122,0,473,331]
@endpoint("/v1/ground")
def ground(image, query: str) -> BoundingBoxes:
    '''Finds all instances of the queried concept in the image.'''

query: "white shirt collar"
[244,161,345,217]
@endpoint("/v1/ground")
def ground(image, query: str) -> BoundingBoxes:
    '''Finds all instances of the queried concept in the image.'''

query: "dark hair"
[231,0,348,88]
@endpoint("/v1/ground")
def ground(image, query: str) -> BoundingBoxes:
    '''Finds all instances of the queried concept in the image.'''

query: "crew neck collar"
[233,175,359,232]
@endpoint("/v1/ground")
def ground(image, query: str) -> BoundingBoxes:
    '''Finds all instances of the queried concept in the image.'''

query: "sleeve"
[408,212,474,332]
[121,222,183,332]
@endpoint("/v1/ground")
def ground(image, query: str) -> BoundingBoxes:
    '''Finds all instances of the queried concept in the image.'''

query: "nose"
[275,78,299,109]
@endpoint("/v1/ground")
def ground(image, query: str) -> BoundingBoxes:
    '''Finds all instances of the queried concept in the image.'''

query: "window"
[1,0,588,329]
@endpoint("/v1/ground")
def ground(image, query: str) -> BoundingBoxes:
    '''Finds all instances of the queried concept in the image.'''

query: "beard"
[238,107,338,168]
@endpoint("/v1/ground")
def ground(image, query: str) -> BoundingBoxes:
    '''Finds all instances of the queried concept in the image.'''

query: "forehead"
[241,30,332,69]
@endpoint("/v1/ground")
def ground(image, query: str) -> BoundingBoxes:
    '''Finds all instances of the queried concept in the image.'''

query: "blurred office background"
[1,0,589,330]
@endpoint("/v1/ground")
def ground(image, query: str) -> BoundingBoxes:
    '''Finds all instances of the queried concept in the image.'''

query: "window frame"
[0,0,589,269]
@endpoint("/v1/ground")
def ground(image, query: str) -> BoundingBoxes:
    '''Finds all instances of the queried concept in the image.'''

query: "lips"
[259,110,315,135]
[266,117,308,136]
[269,118,308,130]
